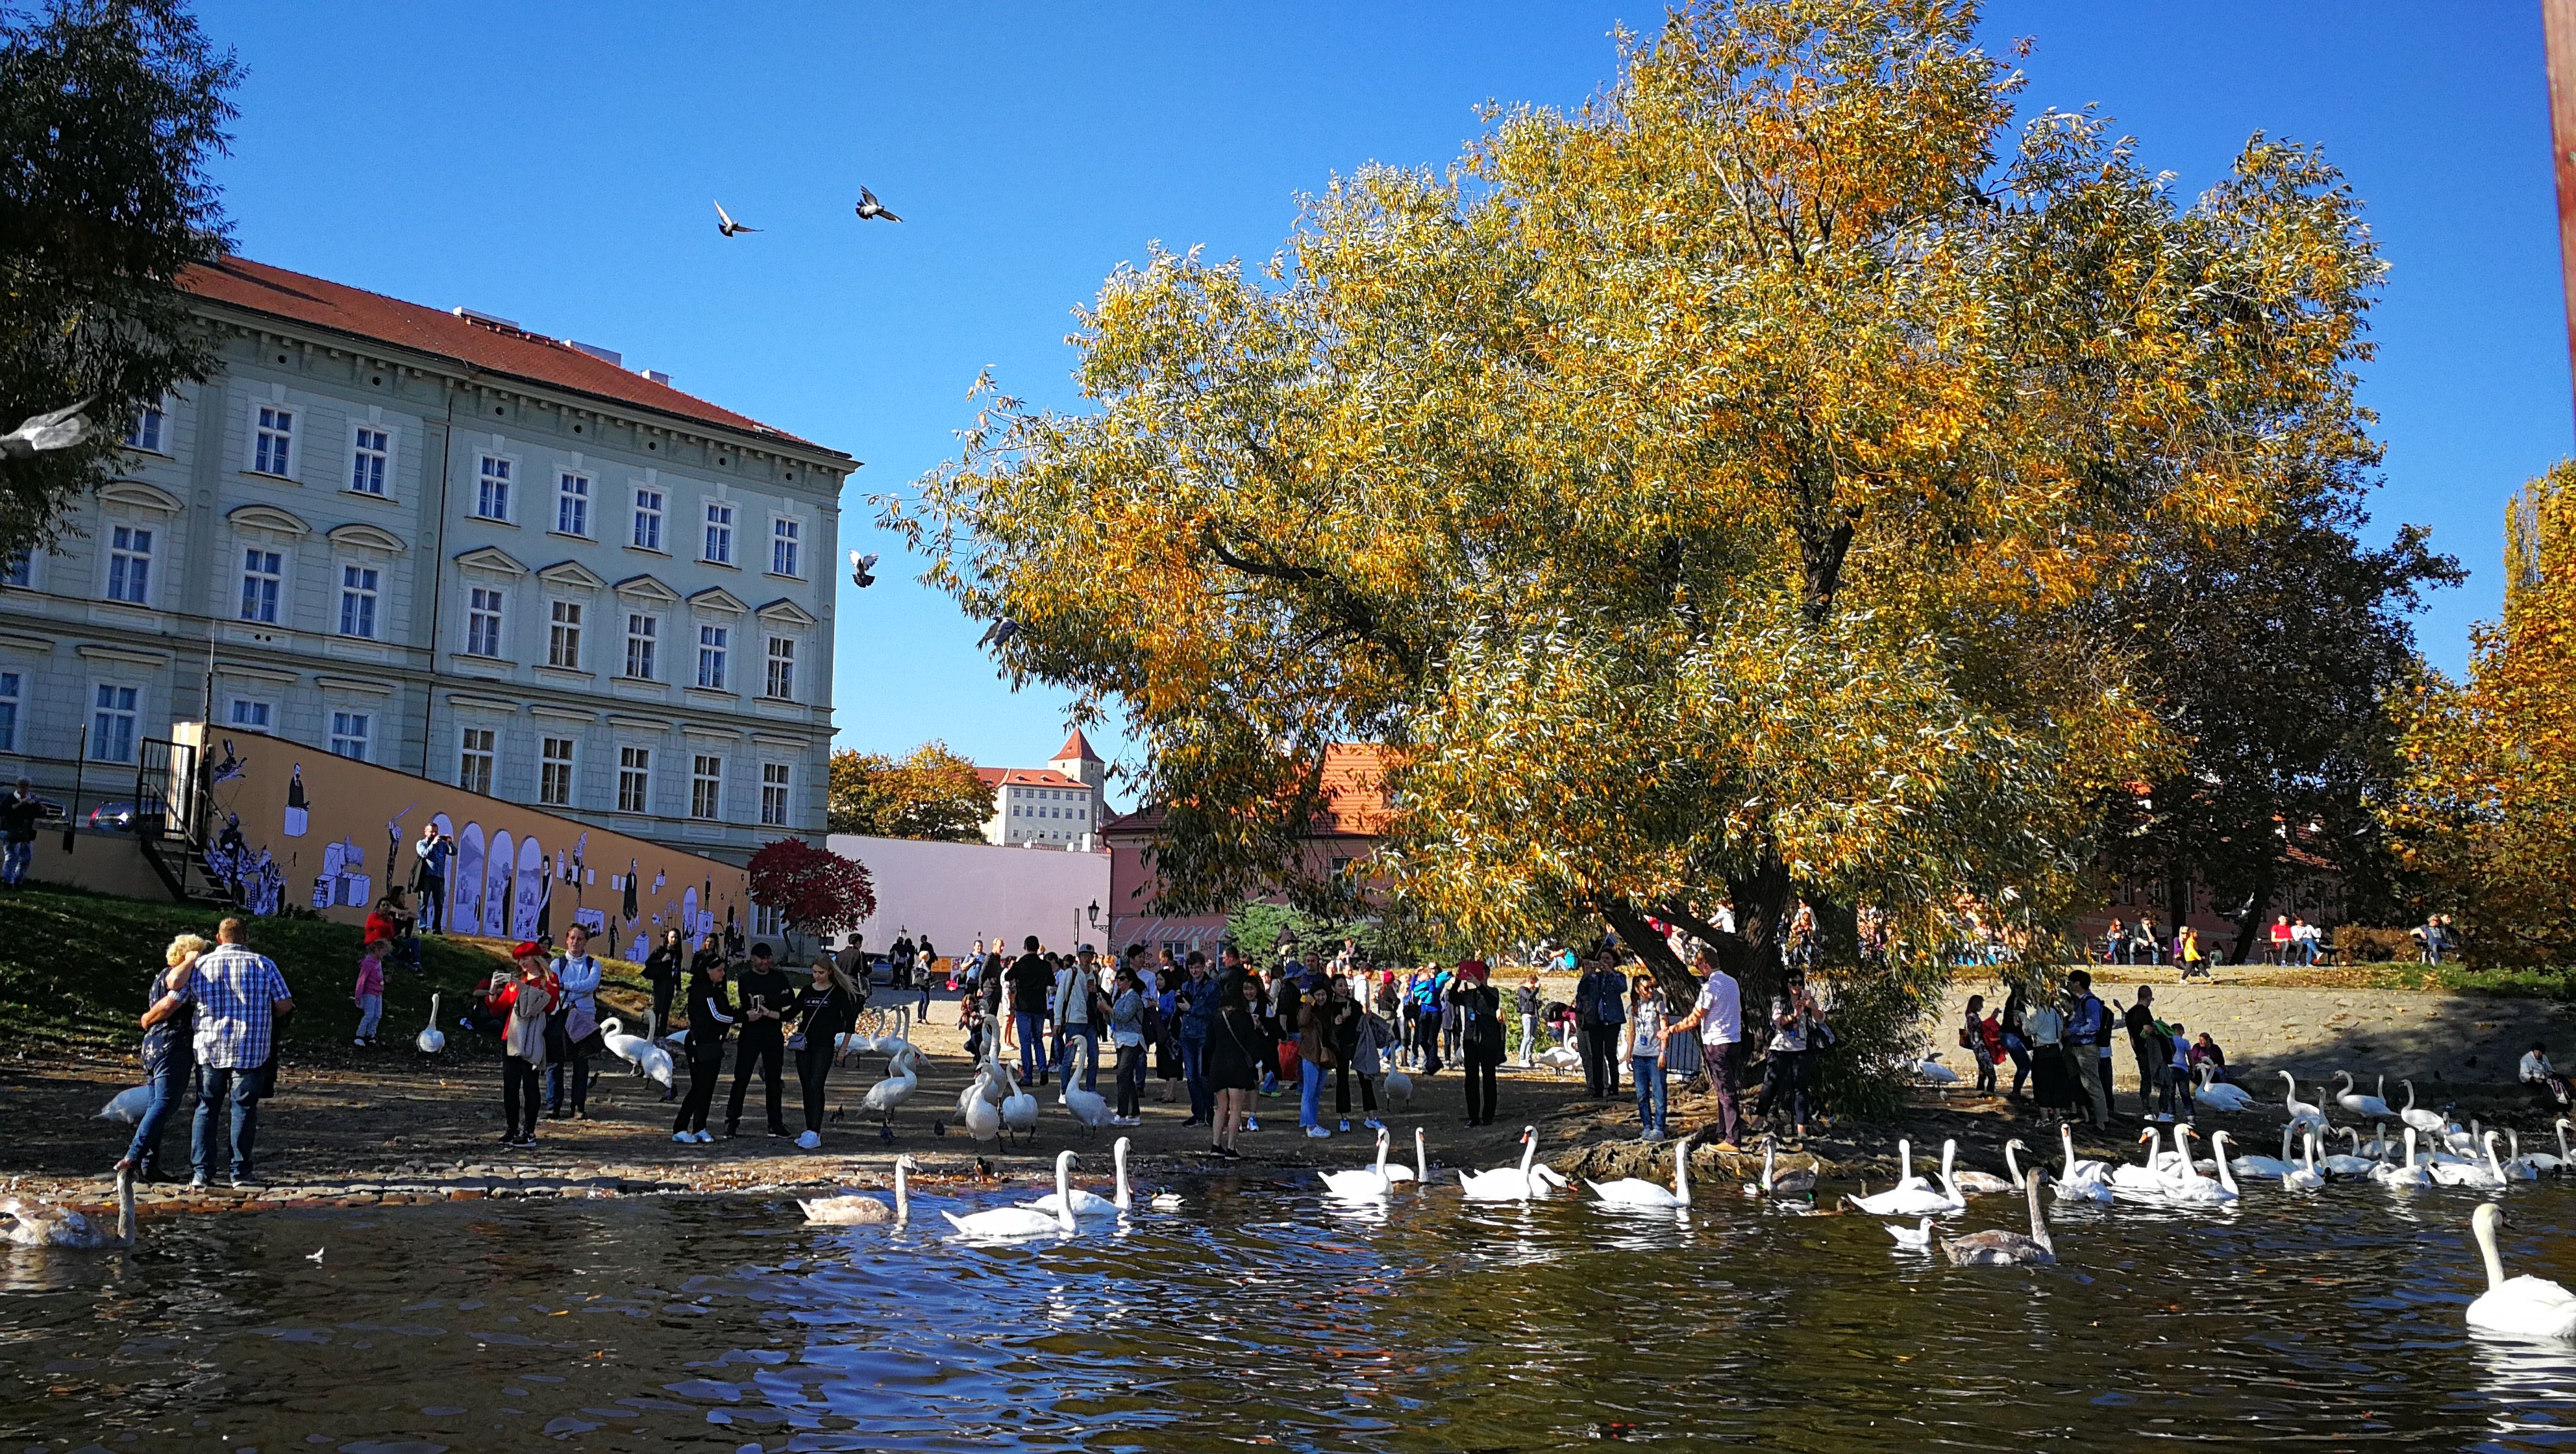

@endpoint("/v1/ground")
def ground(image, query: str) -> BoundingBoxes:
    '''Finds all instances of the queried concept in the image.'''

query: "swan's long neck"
[1674,1142,1691,1205]
[1113,1140,1132,1209]
[2560,1118,2572,1163]
[428,993,440,1023]
[2003,1142,2022,1189]
[894,1162,910,1224]
[2486,1133,2507,1179]
[2280,1124,2295,1163]
[2061,1125,2078,1178]
[1898,1140,1913,1183]
[1940,1140,1957,1187]
[1517,1133,1537,1178]
[2401,1079,2417,1113]
[1763,1142,1777,1190]
[2403,1127,2419,1168]
[2027,1170,2050,1251]
[647,1006,657,1042]
[115,1168,135,1246]
[1375,1136,1390,1176]
[1054,1156,1075,1231]
[1415,1129,1427,1180]
[2475,1210,2508,1292]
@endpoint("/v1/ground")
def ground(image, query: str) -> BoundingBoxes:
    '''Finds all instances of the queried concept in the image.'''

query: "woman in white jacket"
[548,924,604,1119]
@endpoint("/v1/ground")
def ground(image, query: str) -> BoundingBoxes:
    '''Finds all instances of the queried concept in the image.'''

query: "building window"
[556,473,591,537]
[458,726,495,795]
[539,736,574,806]
[618,746,650,813]
[753,903,783,937]
[349,426,390,495]
[465,586,504,656]
[338,564,379,639]
[695,624,727,690]
[760,762,790,826]
[0,671,17,751]
[105,525,151,604]
[227,698,271,732]
[764,636,795,700]
[239,547,282,624]
[771,517,800,577]
[624,612,658,680]
[547,601,582,670]
[476,455,512,520]
[0,552,27,589]
[330,710,370,761]
[125,400,164,452]
[90,684,138,762]
[253,404,294,476]
[632,487,663,550]
[702,502,733,565]
[690,754,723,820]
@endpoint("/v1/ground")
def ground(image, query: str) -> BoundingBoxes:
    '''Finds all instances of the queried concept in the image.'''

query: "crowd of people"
[1954,973,2251,1130]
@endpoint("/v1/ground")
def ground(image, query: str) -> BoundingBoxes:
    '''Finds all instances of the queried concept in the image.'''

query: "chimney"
[452,306,522,330]
[639,368,673,386]
[565,341,623,367]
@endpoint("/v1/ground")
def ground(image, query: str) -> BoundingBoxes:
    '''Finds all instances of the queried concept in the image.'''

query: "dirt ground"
[6,969,2566,1224]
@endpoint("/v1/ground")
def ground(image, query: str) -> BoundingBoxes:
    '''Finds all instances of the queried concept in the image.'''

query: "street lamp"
[1087,899,1101,948]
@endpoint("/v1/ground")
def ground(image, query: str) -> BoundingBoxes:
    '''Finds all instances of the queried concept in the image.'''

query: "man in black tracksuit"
[725,944,793,1137]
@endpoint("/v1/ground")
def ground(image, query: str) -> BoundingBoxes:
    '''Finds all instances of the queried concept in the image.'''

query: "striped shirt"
[182,944,291,1070]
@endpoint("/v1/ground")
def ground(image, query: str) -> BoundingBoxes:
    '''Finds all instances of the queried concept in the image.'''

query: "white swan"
[1914,1056,1961,1086]
[2191,1065,2257,1113]
[416,993,446,1055]
[1589,1134,1694,1209]
[1742,1139,1817,1196]
[961,1064,1002,1148]
[1383,1127,1428,1185]
[2151,1129,2242,1206]
[2333,1070,2393,1121]
[629,1008,674,1089]
[2468,1202,2576,1339]
[1000,1057,1039,1145]
[1459,1127,1550,1201]
[799,1155,915,1225]
[97,1085,151,1123]
[2279,1072,2329,1134]
[2109,1129,2175,1194]
[2321,1127,2380,1180]
[0,1166,136,1248]
[1321,1130,1398,1201]
[2229,1125,2295,1182]
[1885,1216,1933,1250]
[1060,1081,1111,1139]
[601,1015,671,1089]
[861,1045,921,1135]
[2529,1119,2573,1176]
[2373,1127,2433,1189]
[1942,1169,2056,1266]
[1029,1135,1132,1218]
[942,1151,1080,1238]
[2396,1079,2449,1139]
[1952,1142,2018,1198]
[2057,1125,2112,1187]
[2430,1131,2511,1191]
[2281,1129,2325,1192]
[1846,1141,1961,1216]
[1381,1065,1415,1107]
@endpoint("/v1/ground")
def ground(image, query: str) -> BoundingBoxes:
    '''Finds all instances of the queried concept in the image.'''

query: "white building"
[0,255,854,863]
[976,730,1106,848]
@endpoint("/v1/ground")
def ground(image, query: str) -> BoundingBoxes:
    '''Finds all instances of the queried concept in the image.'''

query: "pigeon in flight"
[977,616,1019,650]
[713,201,758,238]
[1,397,95,458]
[848,549,878,588]
[854,186,903,223]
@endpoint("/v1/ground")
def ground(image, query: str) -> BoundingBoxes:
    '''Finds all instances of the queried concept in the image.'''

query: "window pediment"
[454,545,528,576]
[327,521,406,553]
[226,502,311,536]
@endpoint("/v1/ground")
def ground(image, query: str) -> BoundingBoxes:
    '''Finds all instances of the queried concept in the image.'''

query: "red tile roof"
[177,255,847,458]
[976,767,1085,789]
[1054,729,1100,763]
[1100,745,1395,839]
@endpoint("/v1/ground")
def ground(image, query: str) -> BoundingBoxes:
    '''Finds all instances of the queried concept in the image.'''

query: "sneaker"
[1218,1146,1243,1161]
[673,1131,697,1144]
[1337,1118,1350,1132]
[795,1131,821,1150]
[230,1176,262,1190]
[693,1129,715,1144]
[351,1037,367,1048]
[188,1174,210,1191]
[1208,1143,1227,1157]
[724,1123,741,1139]
[1304,1126,1330,1139]
[767,1126,789,1139]
[1245,1116,1261,1132]
[1364,1118,1384,1131]
[1642,1127,1666,1142]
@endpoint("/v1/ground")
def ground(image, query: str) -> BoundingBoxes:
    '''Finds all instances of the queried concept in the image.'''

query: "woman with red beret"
[482,943,558,1148]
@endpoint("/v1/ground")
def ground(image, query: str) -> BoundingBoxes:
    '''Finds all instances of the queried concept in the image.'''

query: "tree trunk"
[1599,898,1702,1011]
[2226,857,2276,965]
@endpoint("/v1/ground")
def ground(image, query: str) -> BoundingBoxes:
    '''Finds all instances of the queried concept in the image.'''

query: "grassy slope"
[0,884,661,1057]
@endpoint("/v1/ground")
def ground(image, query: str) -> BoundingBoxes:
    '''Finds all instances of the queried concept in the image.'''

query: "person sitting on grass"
[2523,1041,2571,1113]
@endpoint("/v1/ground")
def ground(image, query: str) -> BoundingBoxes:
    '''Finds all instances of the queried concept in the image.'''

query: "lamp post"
[1086,899,1101,951]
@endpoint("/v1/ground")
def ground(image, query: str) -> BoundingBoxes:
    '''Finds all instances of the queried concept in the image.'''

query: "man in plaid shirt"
[145,917,293,1189]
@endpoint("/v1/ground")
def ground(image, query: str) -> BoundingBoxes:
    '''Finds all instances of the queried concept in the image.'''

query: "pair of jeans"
[1972,1046,1996,1093]
[1,837,29,885]
[1335,1061,1377,1115]
[728,1028,786,1133]
[1298,1055,1325,1127]
[417,874,445,933]
[1705,1039,1742,1144]
[1581,1024,1622,1096]
[124,1055,192,1172]
[1415,1011,1443,1075]
[1757,1048,1808,1130]
[1015,1011,1048,1082]
[1632,1054,1665,1133]
[355,992,382,1042]
[1463,1059,1498,1124]
[548,1054,590,1115]
[2005,1037,2032,1094]
[676,1047,723,1133]
[1115,1042,1145,1119]
[1056,1023,1100,1092]
[2070,1046,2109,1127]
[1180,1037,1211,1122]
[795,1043,834,1132]
[502,1057,542,1139]
[192,1063,264,1181]
[1518,1013,1540,1066]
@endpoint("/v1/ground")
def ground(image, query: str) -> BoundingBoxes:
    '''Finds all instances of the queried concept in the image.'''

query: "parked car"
[86,796,173,832]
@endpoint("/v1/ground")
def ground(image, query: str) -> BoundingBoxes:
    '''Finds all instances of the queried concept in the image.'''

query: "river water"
[1,1166,2571,1452]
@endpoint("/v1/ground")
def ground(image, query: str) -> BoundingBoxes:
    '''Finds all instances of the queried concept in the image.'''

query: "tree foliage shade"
[747,837,876,942]
[2383,463,2576,966]
[825,741,995,842]
[0,0,236,555]
[891,0,2388,1033]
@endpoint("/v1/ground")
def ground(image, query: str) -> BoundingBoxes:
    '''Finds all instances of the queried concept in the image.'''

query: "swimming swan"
[1321,1130,1398,1201]
[2372,1127,2433,1189]
[2279,1072,2329,1134]
[1846,1140,1961,1216]
[942,1151,1079,1238]
[2466,1202,2576,1340]
[799,1155,915,1225]
[1029,1135,1132,1218]
[0,1166,135,1248]
[1459,1127,1550,1201]
[1383,1127,1428,1185]
[1942,1170,2055,1266]
[1589,1134,1694,1209]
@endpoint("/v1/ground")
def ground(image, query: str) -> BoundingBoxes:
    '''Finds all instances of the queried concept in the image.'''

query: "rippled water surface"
[3,1167,2574,1451]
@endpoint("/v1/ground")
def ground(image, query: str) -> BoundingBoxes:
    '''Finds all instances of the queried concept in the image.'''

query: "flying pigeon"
[854,186,903,223]
[712,201,759,237]
[1,397,95,458]
[977,616,1019,650]
[848,549,877,588]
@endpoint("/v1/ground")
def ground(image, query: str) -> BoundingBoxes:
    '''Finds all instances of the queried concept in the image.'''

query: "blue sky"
[197,2,2566,798]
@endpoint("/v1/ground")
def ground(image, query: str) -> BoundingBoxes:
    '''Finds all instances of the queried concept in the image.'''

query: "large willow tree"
[893,0,2382,1032]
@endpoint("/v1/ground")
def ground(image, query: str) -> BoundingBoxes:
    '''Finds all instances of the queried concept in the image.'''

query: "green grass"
[0,882,658,1055]
[2348,963,2576,1001]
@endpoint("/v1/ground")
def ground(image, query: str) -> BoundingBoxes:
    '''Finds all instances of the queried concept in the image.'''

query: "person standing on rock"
[673,955,734,1143]
[118,933,206,1182]
[142,917,292,1190]
[1666,944,1744,1148]
[548,925,604,1121]
[1624,974,1670,1140]
[1574,954,1628,1100]
[725,943,793,1139]
[2064,971,2112,1130]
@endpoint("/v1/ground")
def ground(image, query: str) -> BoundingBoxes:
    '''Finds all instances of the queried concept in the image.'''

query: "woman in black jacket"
[1202,974,1266,1161]
[788,957,861,1148]
[645,928,685,1038]
[673,959,733,1143]
[1455,960,1506,1126]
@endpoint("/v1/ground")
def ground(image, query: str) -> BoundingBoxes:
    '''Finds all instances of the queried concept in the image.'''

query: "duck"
[2321,1127,2381,1180]
[96,1085,151,1124]
[2281,1129,2326,1192]
[2396,1079,2449,1140]
[1060,1081,1111,1140]
[941,1151,1080,1238]
[1885,1216,1933,1251]
[1383,1127,1428,1185]
[1459,1127,1552,1201]
[2372,1127,2433,1189]
[0,1167,136,1249]
[2190,1065,2257,1114]
[1321,1130,1398,1201]
[861,1046,921,1137]
[1589,1134,1695,1210]
[1941,1169,2055,1266]
[2333,1070,2393,1121]
[1846,1140,1961,1216]
[2467,1202,2576,1340]
[2279,1072,2329,1135]
[798,1155,915,1226]
[1028,1134,1133,1218]
[415,993,447,1056]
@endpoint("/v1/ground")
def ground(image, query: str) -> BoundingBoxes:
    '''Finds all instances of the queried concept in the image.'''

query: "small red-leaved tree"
[747,838,876,959]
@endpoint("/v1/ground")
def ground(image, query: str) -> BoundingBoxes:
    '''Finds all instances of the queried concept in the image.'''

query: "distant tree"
[1,0,238,555]
[747,838,876,957]
[2099,500,2459,960]
[2382,463,2576,965]
[826,741,996,841]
